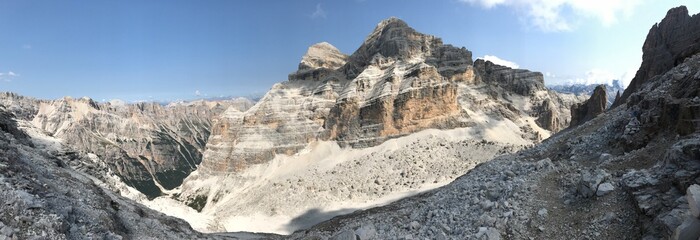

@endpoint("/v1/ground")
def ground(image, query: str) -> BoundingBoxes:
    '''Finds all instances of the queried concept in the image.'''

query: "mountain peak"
[344,17,443,78]
[298,42,347,71]
[666,5,689,18]
[373,17,408,32]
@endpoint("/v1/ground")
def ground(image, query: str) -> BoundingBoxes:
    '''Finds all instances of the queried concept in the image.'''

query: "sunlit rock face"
[198,17,584,174]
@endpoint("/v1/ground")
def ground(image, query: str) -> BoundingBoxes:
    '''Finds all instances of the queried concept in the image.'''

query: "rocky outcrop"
[288,42,348,82]
[616,6,700,106]
[535,99,561,132]
[570,84,607,127]
[473,59,546,96]
[197,17,582,174]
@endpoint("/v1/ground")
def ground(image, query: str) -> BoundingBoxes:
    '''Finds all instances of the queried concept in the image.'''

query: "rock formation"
[0,93,252,198]
[615,6,700,106]
[198,17,583,174]
[570,84,608,127]
[473,59,546,96]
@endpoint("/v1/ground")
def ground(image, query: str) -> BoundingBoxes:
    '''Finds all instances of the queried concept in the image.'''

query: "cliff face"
[202,80,338,173]
[616,6,700,106]
[198,17,583,174]
[0,94,250,198]
[570,85,608,127]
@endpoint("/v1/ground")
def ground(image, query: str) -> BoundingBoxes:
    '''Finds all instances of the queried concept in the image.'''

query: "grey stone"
[596,182,615,196]
[331,230,357,240]
[485,227,501,240]
[476,227,501,240]
[673,217,700,240]
[686,184,700,218]
[409,221,421,230]
[538,208,548,218]
[0,226,13,237]
[599,153,612,162]
[535,158,554,170]
[355,224,377,240]
[579,169,608,198]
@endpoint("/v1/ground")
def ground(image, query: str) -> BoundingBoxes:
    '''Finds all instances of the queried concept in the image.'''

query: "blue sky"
[1,0,698,102]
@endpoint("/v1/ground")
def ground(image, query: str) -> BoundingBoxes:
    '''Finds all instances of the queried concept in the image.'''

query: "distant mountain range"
[547,80,625,107]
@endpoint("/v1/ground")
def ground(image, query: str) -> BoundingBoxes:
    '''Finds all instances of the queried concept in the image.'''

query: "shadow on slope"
[284,208,359,233]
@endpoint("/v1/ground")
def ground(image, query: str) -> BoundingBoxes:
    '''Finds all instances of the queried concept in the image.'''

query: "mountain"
[168,17,585,233]
[548,80,625,107]
[288,6,700,239]
[197,17,583,174]
[0,93,255,199]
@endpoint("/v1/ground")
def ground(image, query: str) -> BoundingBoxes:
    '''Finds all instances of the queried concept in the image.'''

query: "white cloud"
[311,3,327,19]
[0,71,19,82]
[479,55,520,69]
[558,68,634,88]
[460,0,642,32]
[195,90,201,96]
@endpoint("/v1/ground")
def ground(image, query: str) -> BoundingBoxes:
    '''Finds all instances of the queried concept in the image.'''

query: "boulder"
[355,224,378,240]
[687,184,700,218]
[596,182,615,196]
[673,217,700,240]
[331,230,357,240]
[579,169,609,198]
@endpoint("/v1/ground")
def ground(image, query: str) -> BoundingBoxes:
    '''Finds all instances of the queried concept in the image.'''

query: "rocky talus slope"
[288,7,700,240]
[0,93,253,198]
[198,17,583,174]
